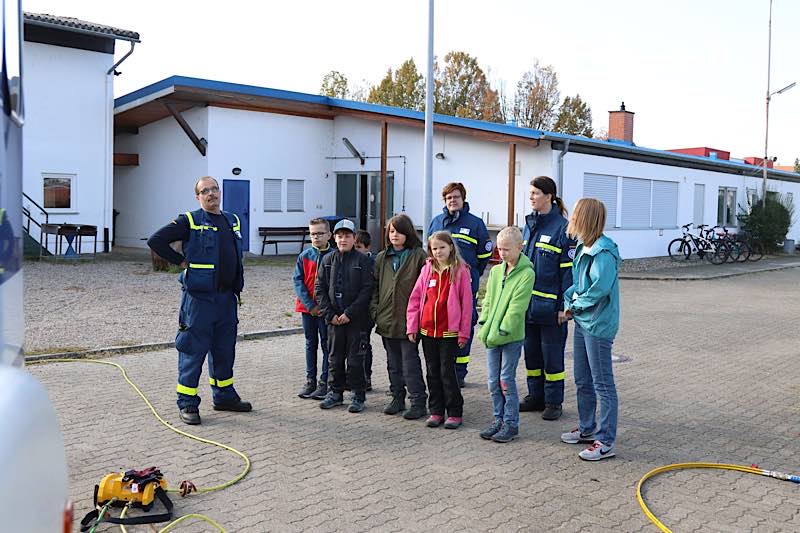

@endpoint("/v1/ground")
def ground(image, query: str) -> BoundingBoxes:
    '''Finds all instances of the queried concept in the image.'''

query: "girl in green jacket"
[477,226,534,443]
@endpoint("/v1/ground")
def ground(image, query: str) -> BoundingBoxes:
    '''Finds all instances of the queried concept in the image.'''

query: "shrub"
[737,194,795,252]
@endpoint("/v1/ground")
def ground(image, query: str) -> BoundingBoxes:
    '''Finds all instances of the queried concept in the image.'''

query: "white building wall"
[331,116,553,234]
[22,41,113,247]
[561,151,800,258]
[113,107,208,247]
[207,107,335,252]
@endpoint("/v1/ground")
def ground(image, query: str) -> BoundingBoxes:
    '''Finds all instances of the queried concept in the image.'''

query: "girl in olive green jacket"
[477,226,534,443]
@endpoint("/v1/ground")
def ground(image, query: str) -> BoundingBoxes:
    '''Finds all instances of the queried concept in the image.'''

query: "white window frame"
[263,178,282,212]
[42,173,77,212]
[286,179,305,212]
[717,186,738,227]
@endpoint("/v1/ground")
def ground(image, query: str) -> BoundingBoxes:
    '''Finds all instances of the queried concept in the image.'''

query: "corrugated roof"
[24,12,140,42]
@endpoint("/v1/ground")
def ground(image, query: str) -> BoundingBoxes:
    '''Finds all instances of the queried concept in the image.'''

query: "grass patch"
[25,346,88,356]
[244,256,295,267]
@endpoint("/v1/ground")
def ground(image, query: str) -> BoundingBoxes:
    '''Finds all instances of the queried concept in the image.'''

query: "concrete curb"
[620,262,800,281]
[25,327,304,362]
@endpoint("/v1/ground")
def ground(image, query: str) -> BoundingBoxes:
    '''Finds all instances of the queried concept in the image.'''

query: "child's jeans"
[573,323,618,446]
[486,340,523,427]
[302,312,329,383]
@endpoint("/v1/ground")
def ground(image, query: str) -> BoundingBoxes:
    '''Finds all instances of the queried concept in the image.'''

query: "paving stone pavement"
[30,269,800,532]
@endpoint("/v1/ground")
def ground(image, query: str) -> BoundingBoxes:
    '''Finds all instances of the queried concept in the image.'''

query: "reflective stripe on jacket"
[407,260,473,340]
[428,202,492,295]
[180,208,244,295]
[522,206,575,325]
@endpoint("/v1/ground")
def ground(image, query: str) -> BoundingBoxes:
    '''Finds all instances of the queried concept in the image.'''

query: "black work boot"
[179,406,201,425]
[519,395,545,412]
[403,404,427,420]
[541,403,563,420]
[298,378,316,399]
[213,399,253,412]
[383,395,406,415]
[310,380,328,400]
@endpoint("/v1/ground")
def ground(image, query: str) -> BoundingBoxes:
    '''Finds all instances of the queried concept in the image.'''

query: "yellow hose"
[30,357,251,531]
[636,462,795,532]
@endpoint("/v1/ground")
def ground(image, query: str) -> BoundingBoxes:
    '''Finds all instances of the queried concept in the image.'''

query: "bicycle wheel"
[748,241,764,261]
[725,241,740,263]
[709,242,728,265]
[668,238,690,261]
[735,241,751,262]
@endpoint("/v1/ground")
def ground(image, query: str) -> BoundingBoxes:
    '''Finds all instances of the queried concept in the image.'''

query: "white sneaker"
[579,440,615,461]
[560,427,596,444]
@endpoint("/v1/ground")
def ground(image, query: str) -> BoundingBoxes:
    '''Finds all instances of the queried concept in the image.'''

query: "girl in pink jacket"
[407,231,473,429]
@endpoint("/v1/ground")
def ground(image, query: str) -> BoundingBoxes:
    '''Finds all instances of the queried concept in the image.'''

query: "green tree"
[435,51,503,122]
[553,94,594,137]
[367,58,424,110]
[320,70,349,98]
[738,194,795,252]
[794,157,800,174]
[513,60,559,130]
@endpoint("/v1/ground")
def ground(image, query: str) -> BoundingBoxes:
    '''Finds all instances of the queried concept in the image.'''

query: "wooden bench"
[259,226,309,255]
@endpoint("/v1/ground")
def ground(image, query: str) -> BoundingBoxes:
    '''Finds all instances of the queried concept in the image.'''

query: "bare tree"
[513,60,560,130]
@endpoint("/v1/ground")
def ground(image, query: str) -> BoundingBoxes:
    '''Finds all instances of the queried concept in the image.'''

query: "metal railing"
[22,192,50,254]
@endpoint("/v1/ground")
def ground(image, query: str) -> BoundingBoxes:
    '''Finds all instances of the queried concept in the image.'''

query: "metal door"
[223,179,250,251]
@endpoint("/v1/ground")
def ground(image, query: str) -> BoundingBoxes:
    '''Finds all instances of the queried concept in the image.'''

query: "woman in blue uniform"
[520,176,575,421]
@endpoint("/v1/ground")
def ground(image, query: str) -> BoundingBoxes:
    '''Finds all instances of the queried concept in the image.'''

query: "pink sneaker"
[444,416,462,429]
[426,415,444,427]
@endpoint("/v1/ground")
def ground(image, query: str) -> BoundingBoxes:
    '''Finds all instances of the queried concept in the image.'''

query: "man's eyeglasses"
[310,232,329,237]
[199,186,220,195]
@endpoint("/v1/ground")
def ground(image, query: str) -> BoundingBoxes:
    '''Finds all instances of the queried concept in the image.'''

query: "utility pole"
[422,0,434,241]
[762,0,772,208]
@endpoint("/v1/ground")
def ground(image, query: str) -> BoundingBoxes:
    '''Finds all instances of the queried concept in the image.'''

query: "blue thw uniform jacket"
[522,206,576,326]
[428,202,492,295]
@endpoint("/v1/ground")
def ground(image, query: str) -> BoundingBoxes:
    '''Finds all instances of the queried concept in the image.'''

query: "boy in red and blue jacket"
[293,218,334,400]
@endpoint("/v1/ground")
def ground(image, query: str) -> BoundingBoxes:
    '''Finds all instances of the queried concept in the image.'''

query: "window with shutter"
[583,173,617,228]
[287,179,304,212]
[621,177,651,228]
[263,179,282,212]
[652,180,678,228]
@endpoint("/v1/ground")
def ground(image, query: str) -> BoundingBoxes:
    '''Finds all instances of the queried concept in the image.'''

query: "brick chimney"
[608,101,634,143]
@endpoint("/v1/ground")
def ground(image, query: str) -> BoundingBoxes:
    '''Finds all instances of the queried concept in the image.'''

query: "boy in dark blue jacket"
[354,230,375,391]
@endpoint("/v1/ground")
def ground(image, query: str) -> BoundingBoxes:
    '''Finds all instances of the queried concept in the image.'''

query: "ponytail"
[554,196,568,217]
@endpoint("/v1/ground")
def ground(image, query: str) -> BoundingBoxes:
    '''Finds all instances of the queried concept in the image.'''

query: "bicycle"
[668,223,728,265]
[706,226,745,263]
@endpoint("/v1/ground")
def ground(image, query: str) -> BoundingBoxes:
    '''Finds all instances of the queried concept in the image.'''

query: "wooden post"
[380,121,388,250]
[507,143,516,226]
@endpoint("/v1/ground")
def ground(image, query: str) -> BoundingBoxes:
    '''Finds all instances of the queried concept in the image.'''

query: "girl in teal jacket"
[477,226,534,443]
[560,198,622,461]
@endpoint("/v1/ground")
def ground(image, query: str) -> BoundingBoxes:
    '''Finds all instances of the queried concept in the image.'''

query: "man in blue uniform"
[520,176,575,421]
[148,176,252,425]
[427,182,492,387]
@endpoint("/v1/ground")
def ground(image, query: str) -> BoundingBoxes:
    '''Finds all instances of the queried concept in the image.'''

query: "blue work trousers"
[523,322,567,405]
[455,295,478,379]
[175,290,241,409]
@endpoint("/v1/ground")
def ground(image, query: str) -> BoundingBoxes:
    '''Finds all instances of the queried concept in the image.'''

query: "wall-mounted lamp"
[342,137,365,165]
[435,152,445,160]
[232,167,242,176]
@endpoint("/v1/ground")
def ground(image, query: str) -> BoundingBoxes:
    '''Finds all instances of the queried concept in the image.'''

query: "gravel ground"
[24,254,301,353]
[23,250,734,353]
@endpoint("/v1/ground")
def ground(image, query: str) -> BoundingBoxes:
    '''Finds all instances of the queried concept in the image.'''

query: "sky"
[25,0,800,166]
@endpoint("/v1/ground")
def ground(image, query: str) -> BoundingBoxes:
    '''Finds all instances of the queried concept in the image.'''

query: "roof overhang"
[113,76,544,146]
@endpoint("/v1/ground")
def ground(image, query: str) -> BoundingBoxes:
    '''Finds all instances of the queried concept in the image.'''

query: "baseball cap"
[333,219,356,234]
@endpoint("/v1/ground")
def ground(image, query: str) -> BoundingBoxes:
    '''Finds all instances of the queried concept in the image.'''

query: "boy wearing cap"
[315,219,375,412]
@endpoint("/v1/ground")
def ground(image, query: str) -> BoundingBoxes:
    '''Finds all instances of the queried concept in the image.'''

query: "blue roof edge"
[114,75,798,179]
